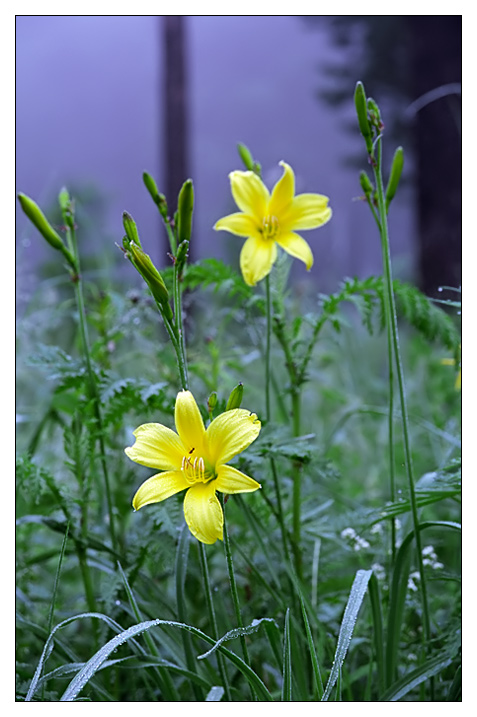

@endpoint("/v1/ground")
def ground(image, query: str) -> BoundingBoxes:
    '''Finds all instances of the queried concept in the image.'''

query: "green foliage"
[16,110,460,701]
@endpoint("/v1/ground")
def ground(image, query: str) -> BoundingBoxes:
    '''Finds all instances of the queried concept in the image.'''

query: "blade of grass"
[60,618,274,702]
[281,608,292,701]
[175,524,204,700]
[321,569,372,701]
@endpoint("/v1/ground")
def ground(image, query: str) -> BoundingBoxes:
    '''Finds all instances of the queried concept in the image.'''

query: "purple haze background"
[16,15,416,298]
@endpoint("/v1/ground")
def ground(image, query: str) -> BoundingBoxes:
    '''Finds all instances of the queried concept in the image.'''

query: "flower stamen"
[261,215,279,240]
[181,453,209,484]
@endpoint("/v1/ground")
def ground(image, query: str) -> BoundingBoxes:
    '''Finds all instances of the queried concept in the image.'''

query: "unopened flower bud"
[359,171,374,200]
[226,382,244,411]
[385,147,404,211]
[207,391,218,413]
[18,192,65,252]
[354,81,373,154]
[177,179,194,244]
[237,142,255,171]
[367,97,383,131]
[175,240,189,278]
[127,242,172,319]
[58,187,75,229]
[123,211,142,248]
[143,172,168,220]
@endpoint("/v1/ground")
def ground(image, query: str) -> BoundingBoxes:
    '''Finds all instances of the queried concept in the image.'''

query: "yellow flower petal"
[230,170,269,221]
[281,193,332,232]
[125,423,185,470]
[240,235,277,286]
[269,161,295,217]
[276,232,314,270]
[206,408,261,467]
[174,390,206,454]
[132,470,189,510]
[183,482,223,544]
[214,212,256,237]
[215,464,261,494]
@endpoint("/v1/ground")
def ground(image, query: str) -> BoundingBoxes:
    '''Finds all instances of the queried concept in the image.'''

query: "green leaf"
[322,569,372,701]
[281,609,292,701]
[380,654,454,701]
[59,618,274,702]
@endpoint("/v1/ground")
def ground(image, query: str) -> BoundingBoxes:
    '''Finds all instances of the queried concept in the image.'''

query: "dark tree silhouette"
[162,16,191,257]
[305,15,461,297]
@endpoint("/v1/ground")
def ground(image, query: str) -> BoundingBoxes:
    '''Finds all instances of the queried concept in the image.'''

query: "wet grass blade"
[60,618,274,702]
[380,653,454,701]
[368,571,385,696]
[299,594,324,699]
[322,569,372,701]
[281,608,292,701]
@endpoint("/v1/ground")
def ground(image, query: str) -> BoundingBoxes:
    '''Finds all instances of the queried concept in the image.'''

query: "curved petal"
[229,170,269,221]
[276,232,314,270]
[281,193,332,232]
[125,423,185,470]
[174,390,206,455]
[214,212,257,237]
[215,464,261,494]
[183,482,223,544]
[240,235,277,287]
[269,161,295,217]
[132,470,189,511]
[206,408,261,467]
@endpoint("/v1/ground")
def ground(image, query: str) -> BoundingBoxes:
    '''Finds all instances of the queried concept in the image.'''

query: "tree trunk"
[407,16,461,298]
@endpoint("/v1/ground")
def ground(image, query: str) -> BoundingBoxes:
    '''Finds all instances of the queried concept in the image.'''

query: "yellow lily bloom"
[214,161,332,286]
[125,390,261,544]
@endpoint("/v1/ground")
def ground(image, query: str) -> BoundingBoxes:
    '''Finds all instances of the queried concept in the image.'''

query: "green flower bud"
[123,211,142,248]
[207,391,218,413]
[226,382,244,411]
[18,192,65,252]
[177,179,194,244]
[359,171,374,197]
[127,242,172,319]
[354,81,373,153]
[143,172,168,220]
[175,240,189,278]
[367,97,383,131]
[58,187,75,229]
[237,142,255,171]
[385,147,404,211]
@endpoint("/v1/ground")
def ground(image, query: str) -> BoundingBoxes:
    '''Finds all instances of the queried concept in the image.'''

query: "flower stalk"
[355,82,432,672]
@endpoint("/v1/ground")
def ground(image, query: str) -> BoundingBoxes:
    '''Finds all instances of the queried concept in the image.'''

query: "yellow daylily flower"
[125,390,261,544]
[214,161,332,286]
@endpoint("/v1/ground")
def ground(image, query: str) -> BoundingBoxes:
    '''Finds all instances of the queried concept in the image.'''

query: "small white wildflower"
[341,527,357,539]
[394,519,402,530]
[408,653,418,662]
[372,563,386,580]
[370,523,383,535]
[408,577,418,592]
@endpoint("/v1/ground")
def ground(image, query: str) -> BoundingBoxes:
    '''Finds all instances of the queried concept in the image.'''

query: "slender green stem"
[372,139,431,647]
[198,543,232,701]
[364,195,396,564]
[220,497,252,668]
[291,390,303,580]
[273,307,303,577]
[265,274,272,421]
[172,261,189,390]
[264,275,293,569]
[68,225,117,553]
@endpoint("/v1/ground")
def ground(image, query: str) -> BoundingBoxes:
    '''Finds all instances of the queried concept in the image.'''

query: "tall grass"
[16,84,461,702]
